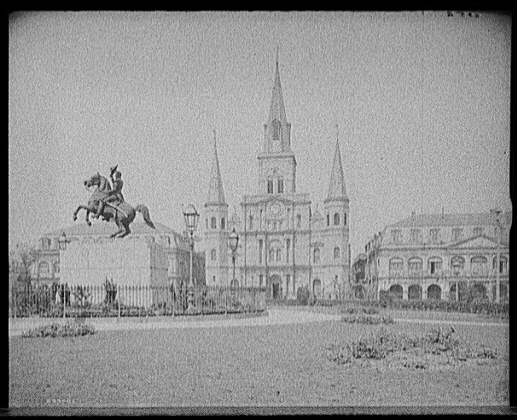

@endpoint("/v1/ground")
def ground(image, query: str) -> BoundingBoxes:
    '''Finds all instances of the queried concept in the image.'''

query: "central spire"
[267,47,287,125]
[206,129,226,205]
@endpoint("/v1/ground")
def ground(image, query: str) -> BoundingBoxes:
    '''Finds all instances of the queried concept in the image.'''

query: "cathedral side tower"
[321,130,350,298]
[203,131,229,287]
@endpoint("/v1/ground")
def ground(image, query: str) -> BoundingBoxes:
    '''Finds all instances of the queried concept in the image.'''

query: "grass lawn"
[9,317,508,409]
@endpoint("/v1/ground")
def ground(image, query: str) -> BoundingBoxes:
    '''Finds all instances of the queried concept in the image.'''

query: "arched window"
[296,214,302,228]
[249,215,253,230]
[267,179,273,194]
[428,257,442,275]
[333,247,340,259]
[451,256,465,275]
[210,249,216,261]
[313,248,320,264]
[269,248,275,261]
[54,262,60,274]
[210,217,217,229]
[41,237,51,250]
[327,214,330,226]
[277,178,284,194]
[221,218,225,230]
[38,261,49,277]
[276,249,281,262]
[389,257,404,276]
[272,119,281,141]
[427,284,442,300]
[206,218,208,229]
[471,256,487,276]
[408,257,423,275]
[334,213,340,225]
[493,255,508,274]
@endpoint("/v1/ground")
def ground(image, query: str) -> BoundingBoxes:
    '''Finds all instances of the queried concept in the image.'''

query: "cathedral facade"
[202,57,351,300]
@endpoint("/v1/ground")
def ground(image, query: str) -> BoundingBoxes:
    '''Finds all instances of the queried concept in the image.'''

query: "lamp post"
[490,208,502,304]
[58,232,69,318]
[183,204,199,313]
[58,232,68,251]
[229,228,239,288]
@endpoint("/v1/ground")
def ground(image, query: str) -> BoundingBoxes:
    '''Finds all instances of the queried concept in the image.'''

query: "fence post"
[62,284,66,319]
[118,285,121,319]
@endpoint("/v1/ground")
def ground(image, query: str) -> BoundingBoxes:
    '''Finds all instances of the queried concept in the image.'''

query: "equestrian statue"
[73,165,155,238]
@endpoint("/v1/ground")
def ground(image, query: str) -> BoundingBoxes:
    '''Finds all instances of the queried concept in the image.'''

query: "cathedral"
[202,55,351,300]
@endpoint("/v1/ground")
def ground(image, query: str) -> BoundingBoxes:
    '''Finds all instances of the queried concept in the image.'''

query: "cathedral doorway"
[270,274,282,300]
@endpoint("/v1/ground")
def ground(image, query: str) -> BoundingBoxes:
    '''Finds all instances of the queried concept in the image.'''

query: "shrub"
[325,325,498,367]
[22,320,95,338]
[341,313,394,325]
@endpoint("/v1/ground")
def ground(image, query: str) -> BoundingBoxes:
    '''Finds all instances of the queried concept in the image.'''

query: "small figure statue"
[94,165,124,219]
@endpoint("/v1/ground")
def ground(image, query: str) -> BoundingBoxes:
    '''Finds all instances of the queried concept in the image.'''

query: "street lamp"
[58,232,68,250]
[229,227,239,288]
[490,208,502,304]
[182,204,199,312]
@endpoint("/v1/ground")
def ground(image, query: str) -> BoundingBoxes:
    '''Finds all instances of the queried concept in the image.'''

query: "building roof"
[388,211,512,228]
[206,130,227,205]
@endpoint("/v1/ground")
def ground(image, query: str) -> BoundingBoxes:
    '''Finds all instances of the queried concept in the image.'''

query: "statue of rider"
[94,165,124,219]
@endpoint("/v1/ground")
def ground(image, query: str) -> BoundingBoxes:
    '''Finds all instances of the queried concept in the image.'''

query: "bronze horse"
[73,172,155,238]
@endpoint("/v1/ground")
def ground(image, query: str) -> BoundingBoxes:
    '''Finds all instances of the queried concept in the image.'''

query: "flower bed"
[21,320,96,338]
[325,326,498,369]
[341,313,394,325]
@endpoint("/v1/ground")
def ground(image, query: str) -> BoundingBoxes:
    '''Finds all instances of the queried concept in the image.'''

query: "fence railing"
[9,284,268,318]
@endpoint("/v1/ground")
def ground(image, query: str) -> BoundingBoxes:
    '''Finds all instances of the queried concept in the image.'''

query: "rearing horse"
[73,172,155,238]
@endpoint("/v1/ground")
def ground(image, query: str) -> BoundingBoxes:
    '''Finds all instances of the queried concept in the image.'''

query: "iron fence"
[9,283,267,318]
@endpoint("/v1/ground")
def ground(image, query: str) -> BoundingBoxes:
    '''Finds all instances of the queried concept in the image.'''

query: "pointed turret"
[206,130,226,205]
[268,47,288,125]
[325,126,348,203]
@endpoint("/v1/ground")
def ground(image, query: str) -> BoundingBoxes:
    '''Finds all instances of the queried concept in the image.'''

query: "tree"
[9,242,38,288]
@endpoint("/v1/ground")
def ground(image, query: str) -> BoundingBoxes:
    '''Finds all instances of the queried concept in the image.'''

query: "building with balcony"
[363,211,510,302]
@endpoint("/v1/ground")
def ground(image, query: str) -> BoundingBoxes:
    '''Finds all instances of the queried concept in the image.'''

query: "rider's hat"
[114,171,122,179]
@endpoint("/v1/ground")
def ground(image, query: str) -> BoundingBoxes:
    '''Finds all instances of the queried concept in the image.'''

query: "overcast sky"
[9,11,511,257]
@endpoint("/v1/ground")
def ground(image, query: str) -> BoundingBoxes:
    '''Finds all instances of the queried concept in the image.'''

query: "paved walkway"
[8,309,342,337]
[8,309,508,337]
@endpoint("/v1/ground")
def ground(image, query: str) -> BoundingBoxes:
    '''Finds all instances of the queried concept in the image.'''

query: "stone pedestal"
[60,237,169,306]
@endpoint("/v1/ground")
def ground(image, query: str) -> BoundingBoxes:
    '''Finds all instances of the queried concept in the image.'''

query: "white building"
[33,222,205,291]
[202,55,351,300]
[364,211,511,302]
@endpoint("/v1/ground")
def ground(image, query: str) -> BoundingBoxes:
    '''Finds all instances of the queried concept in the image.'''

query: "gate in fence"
[9,284,267,318]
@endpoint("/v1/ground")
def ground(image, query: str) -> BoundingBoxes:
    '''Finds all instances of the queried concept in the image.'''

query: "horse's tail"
[135,204,155,229]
